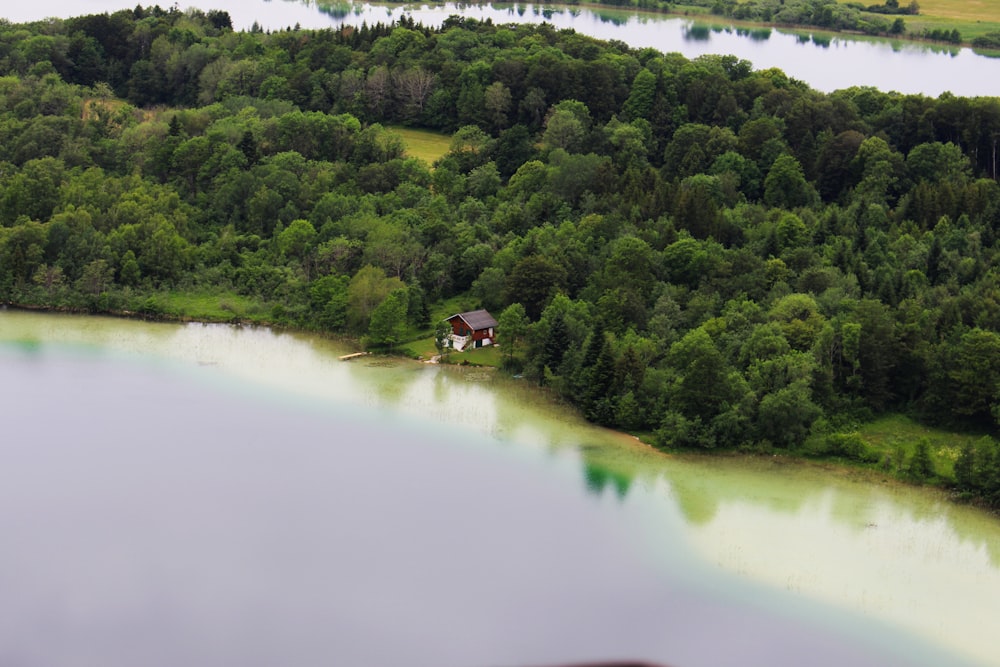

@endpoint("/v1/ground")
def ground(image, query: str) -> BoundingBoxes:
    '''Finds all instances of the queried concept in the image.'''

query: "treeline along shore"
[2,6,1000,506]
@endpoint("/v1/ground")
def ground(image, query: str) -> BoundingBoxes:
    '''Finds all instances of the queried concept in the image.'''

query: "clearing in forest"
[390,125,452,166]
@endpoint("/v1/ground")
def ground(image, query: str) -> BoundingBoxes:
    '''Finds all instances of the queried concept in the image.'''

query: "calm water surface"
[1,310,999,666]
[7,0,1000,96]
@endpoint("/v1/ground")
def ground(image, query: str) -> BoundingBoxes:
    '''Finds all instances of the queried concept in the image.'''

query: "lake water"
[1,310,999,666]
[5,0,1000,96]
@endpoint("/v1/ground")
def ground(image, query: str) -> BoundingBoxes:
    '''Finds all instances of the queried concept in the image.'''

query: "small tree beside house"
[434,319,452,361]
[497,303,528,369]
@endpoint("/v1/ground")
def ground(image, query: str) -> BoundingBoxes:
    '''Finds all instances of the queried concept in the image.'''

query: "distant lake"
[7,0,1000,96]
[1,310,998,666]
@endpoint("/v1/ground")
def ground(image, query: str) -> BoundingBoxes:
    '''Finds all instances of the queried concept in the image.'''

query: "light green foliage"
[347,265,405,332]
[950,328,1000,422]
[911,438,935,476]
[764,154,815,209]
[483,81,512,131]
[768,293,825,351]
[366,287,409,348]
[497,302,529,365]
[434,319,452,358]
[310,274,350,330]
[906,141,970,184]
[853,136,904,203]
[277,219,317,263]
[623,68,656,121]
[668,327,736,424]
[543,109,586,153]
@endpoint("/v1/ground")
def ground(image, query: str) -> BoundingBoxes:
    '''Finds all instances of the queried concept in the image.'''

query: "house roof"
[447,309,498,331]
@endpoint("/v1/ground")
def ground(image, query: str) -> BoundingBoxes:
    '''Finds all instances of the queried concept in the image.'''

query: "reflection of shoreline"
[308,0,982,52]
[9,1,1000,93]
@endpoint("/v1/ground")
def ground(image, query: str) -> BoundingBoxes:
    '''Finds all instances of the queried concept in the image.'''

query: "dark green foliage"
[310,274,350,330]
[921,28,961,44]
[972,32,1000,49]
[907,439,935,482]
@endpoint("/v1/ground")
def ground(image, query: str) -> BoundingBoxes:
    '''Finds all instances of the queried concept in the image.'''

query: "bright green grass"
[389,126,453,166]
[430,294,483,324]
[145,291,267,322]
[678,0,1000,45]
[918,0,1000,24]
[904,15,999,44]
[400,335,504,367]
[400,293,500,362]
[855,413,985,479]
[402,335,439,360]
[448,343,504,367]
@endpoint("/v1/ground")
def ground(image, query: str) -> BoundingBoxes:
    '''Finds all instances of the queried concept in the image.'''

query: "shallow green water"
[1,310,998,666]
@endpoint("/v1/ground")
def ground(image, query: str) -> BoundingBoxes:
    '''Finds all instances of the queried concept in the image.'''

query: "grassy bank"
[8,288,288,328]
[399,293,506,367]
[661,1,1000,48]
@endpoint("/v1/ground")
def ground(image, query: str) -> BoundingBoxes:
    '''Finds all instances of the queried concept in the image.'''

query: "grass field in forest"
[854,413,986,479]
[390,126,452,166]
[145,291,267,322]
[917,0,1000,23]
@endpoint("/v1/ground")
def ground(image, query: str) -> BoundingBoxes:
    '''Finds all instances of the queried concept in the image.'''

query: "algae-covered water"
[1,310,998,666]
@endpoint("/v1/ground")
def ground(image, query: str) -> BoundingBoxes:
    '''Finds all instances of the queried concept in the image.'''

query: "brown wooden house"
[445,309,498,351]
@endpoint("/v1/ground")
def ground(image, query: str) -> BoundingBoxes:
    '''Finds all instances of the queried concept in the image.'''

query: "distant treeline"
[704,0,908,35]
[972,32,1000,49]
[4,7,1000,503]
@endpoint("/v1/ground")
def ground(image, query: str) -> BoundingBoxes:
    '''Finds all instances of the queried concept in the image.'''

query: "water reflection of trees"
[582,458,632,499]
[683,24,710,41]
[303,334,1000,568]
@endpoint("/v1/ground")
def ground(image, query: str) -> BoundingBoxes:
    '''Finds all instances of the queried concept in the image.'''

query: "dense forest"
[2,6,1000,504]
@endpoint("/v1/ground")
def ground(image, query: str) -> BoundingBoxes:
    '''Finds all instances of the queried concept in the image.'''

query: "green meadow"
[390,126,453,166]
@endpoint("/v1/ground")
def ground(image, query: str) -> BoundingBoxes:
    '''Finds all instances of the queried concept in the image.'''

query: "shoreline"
[3,300,994,515]
[577,0,998,50]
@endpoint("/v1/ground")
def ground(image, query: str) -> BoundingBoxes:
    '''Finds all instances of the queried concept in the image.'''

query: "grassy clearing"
[389,126,452,166]
[674,0,1000,46]
[904,15,998,43]
[402,335,439,360]
[918,0,1000,24]
[448,343,504,367]
[399,293,501,362]
[400,333,504,367]
[430,294,483,323]
[399,294,482,359]
[145,291,268,322]
[855,414,984,479]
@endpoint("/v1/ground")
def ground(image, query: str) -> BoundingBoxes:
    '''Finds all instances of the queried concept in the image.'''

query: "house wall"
[448,319,495,349]
[471,328,493,343]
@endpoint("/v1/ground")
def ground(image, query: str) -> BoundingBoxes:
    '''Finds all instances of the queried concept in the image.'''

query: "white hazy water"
[1,310,997,666]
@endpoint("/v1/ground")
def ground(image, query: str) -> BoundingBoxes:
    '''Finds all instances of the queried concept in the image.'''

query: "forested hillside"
[2,6,1000,502]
